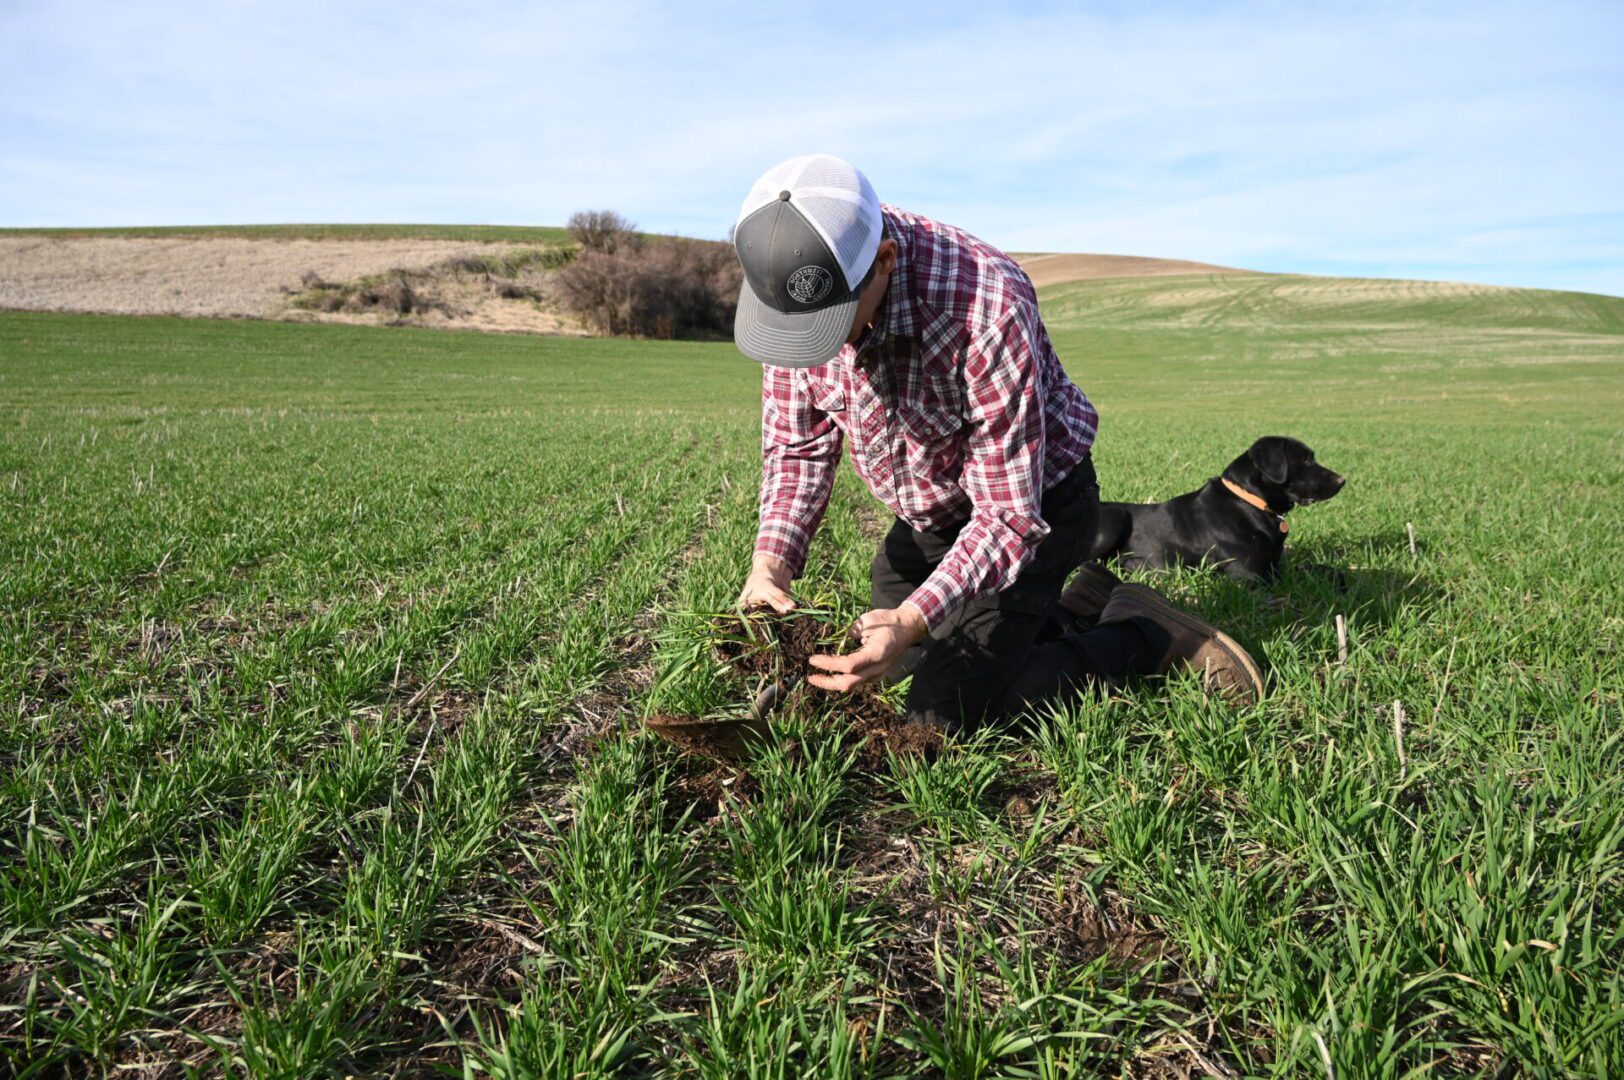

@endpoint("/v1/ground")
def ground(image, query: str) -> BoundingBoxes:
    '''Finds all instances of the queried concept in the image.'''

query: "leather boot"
[1096,583,1264,705]
[1058,562,1122,622]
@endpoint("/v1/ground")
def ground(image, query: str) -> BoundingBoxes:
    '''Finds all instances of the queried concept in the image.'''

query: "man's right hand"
[738,553,797,614]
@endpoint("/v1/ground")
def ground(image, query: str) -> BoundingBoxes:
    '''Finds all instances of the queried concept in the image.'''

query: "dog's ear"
[1249,438,1290,486]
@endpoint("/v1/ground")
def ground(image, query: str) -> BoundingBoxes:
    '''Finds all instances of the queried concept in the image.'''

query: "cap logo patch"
[786,265,834,305]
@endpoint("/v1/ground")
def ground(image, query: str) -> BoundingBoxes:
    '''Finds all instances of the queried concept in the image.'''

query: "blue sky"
[3,1,1621,295]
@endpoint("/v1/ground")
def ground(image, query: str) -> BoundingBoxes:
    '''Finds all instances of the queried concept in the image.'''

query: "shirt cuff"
[902,574,966,634]
[753,522,810,577]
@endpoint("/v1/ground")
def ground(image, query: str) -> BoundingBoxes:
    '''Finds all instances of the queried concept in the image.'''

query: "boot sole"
[1115,585,1266,699]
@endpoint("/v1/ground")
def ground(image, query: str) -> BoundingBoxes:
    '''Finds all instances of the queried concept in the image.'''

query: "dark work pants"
[871,456,1160,733]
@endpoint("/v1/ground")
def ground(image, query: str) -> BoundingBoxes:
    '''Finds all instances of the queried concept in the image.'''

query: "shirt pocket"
[898,371,965,453]
[899,402,960,442]
[808,381,847,416]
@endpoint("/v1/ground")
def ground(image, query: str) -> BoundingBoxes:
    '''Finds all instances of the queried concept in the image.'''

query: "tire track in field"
[1198,275,1282,330]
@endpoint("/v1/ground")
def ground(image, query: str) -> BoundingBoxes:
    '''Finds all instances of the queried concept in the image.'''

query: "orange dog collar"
[1222,478,1289,534]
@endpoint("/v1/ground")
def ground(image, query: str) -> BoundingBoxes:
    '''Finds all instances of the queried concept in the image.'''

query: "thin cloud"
[1,0,1620,294]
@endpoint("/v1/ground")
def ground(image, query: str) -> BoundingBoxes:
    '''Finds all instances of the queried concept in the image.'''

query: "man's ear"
[1249,438,1290,486]
[874,238,898,275]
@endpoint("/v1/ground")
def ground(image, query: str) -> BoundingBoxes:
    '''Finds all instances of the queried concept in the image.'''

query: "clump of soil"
[649,609,944,765]
[721,610,943,766]
[713,609,833,681]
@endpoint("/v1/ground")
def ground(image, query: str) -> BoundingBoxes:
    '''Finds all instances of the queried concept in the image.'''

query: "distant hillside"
[0,223,573,244]
[0,225,1258,335]
[7,225,1617,348]
[1036,272,1624,336]
[0,232,586,334]
[1012,252,1249,288]
[1034,272,1624,415]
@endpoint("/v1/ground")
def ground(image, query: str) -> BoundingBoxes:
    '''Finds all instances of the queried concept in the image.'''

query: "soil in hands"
[721,609,942,763]
[652,609,942,785]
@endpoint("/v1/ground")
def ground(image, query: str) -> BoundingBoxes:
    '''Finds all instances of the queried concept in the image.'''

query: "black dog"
[1085,436,1345,582]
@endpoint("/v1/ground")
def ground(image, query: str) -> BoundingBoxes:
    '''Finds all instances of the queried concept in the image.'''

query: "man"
[732,154,1262,732]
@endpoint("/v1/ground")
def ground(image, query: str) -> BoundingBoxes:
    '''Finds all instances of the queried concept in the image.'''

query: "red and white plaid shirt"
[755,204,1099,630]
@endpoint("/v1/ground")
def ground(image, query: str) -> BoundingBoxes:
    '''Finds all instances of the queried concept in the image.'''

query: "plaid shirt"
[755,204,1099,630]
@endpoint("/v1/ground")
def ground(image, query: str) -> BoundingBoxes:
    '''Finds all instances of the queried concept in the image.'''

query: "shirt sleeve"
[755,364,842,577]
[904,305,1051,630]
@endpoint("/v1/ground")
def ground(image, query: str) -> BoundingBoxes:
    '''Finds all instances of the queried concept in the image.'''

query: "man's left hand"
[807,604,928,693]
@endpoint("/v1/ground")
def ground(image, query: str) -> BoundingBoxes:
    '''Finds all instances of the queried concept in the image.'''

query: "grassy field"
[0,224,574,244]
[1,271,1621,1077]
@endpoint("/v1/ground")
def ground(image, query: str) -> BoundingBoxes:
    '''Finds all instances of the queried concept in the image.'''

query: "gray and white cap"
[732,154,882,368]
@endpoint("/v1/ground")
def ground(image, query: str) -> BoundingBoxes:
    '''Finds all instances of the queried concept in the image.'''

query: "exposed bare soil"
[0,235,588,335]
[1011,251,1250,288]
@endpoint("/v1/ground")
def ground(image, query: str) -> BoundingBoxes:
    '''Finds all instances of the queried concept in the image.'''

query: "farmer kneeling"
[732,155,1263,732]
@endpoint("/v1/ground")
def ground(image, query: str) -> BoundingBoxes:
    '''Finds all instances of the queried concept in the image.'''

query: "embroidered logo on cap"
[786,265,834,305]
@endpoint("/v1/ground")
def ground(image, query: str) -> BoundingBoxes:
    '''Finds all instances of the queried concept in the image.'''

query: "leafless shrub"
[291,270,457,318]
[290,278,350,312]
[567,210,640,256]
[553,237,741,339]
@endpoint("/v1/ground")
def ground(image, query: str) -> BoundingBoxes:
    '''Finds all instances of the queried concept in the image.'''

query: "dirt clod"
[714,609,835,681]
[652,610,944,766]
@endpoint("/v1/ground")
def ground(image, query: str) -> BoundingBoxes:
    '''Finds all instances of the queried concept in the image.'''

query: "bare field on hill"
[0,235,588,335]
[1012,251,1249,287]
[0,236,511,317]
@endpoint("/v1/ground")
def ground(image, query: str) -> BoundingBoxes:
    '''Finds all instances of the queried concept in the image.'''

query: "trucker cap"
[732,154,882,367]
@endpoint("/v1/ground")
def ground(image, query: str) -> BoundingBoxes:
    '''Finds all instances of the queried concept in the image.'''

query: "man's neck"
[852,282,895,366]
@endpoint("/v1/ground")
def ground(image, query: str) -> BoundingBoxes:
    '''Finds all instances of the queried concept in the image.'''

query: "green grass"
[0,223,575,243]
[1,269,1621,1076]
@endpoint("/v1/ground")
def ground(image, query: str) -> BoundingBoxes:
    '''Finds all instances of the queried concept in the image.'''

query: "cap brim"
[734,281,857,368]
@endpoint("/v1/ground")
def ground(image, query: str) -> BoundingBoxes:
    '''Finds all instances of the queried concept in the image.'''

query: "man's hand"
[807,604,928,693]
[737,553,797,614]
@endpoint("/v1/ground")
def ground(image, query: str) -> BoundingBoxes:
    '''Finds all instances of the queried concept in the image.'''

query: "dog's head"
[1224,436,1345,513]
